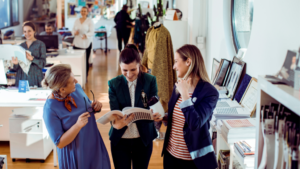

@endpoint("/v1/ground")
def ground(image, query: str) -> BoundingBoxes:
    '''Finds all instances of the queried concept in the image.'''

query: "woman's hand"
[26,52,34,61]
[12,57,18,65]
[92,101,102,112]
[82,34,87,39]
[112,114,135,130]
[76,112,91,128]
[74,30,80,36]
[175,78,192,101]
[151,109,163,122]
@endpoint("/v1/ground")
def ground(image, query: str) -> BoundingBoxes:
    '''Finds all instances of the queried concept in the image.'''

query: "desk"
[0,89,58,167]
[3,39,26,45]
[94,30,108,53]
[46,50,86,88]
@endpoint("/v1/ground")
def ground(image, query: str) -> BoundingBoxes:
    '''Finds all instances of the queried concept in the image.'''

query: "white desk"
[3,39,26,45]
[0,89,58,167]
[46,50,86,88]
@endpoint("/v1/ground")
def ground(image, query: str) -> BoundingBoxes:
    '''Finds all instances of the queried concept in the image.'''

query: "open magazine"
[96,107,153,125]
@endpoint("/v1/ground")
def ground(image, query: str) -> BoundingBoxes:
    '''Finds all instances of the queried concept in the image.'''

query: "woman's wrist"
[181,90,190,101]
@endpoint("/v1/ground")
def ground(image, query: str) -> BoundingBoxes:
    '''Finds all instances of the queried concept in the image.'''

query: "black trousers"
[73,43,92,77]
[116,28,131,52]
[111,138,153,169]
[163,151,197,169]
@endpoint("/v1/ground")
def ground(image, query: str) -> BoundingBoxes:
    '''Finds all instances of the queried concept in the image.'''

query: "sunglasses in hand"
[84,90,100,113]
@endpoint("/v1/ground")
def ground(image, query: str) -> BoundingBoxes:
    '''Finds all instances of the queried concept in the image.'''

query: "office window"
[231,0,253,51]
[0,0,19,29]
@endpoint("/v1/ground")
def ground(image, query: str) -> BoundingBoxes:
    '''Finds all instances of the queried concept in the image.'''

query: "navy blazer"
[108,73,158,147]
[162,79,219,169]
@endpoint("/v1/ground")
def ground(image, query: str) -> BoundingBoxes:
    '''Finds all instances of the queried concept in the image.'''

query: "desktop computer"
[0,60,7,85]
[35,35,59,51]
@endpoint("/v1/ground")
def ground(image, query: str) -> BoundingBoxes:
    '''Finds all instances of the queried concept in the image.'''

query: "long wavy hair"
[176,44,211,85]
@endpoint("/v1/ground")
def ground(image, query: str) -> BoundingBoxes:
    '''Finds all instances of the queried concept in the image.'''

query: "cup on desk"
[59,44,63,49]
[67,46,74,53]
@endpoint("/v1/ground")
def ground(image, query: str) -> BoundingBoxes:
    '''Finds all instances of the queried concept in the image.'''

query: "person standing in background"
[114,5,135,52]
[72,6,94,77]
[11,21,46,87]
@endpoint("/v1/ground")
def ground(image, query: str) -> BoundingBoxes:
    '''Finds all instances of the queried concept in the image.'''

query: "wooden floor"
[0,49,166,169]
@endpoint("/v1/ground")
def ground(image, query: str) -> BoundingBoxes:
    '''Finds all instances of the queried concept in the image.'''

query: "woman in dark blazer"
[108,44,161,169]
[158,45,219,169]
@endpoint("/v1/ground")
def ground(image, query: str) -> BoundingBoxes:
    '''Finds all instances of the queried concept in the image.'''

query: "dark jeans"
[163,151,197,169]
[111,138,153,169]
[73,43,92,77]
[116,28,131,52]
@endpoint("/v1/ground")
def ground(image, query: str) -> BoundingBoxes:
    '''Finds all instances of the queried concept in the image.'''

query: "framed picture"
[213,59,231,86]
[224,56,246,99]
[211,58,220,81]
[276,50,297,86]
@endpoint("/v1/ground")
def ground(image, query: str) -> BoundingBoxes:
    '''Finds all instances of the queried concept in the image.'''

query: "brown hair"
[176,44,211,84]
[42,64,72,92]
[23,21,36,32]
[122,5,128,11]
[45,22,53,28]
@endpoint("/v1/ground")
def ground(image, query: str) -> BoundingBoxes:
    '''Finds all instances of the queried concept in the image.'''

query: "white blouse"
[72,18,94,49]
[122,79,140,138]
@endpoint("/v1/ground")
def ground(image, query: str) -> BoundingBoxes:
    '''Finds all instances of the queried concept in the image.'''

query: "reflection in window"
[231,0,253,51]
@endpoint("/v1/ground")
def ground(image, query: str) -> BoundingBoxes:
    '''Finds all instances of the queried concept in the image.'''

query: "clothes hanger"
[153,22,161,29]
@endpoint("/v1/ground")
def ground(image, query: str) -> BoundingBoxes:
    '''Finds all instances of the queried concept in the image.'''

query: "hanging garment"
[142,25,177,112]
[70,5,76,15]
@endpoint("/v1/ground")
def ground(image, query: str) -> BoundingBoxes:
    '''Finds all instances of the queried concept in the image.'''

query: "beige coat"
[142,25,177,112]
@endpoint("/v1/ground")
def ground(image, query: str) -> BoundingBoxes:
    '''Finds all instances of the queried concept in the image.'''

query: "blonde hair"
[42,64,72,92]
[176,44,211,85]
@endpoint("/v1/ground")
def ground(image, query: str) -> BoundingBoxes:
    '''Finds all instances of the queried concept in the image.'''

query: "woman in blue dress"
[11,21,46,87]
[42,64,111,169]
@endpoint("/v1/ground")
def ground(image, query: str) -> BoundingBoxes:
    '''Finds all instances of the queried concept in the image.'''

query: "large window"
[231,0,253,51]
[0,0,19,29]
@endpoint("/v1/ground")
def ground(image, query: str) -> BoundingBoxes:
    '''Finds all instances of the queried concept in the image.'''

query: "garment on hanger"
[70,5,76,15]
[142,25,176,112]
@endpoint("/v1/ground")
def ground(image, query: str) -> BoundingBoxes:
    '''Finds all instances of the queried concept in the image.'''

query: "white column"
[57,0,62,29]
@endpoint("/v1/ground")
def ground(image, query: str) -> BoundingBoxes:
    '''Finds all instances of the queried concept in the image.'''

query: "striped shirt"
[167,93,193,160]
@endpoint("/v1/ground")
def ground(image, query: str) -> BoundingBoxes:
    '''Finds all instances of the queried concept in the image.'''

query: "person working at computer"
[40,23,62,45]
[72,6,94,77]
[11,21,46,87]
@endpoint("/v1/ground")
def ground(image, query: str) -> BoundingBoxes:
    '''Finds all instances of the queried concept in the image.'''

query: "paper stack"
[220,118,256,144]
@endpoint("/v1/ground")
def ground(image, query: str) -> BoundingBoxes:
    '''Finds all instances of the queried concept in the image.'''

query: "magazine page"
[96,110,123,124]
[122,107,153,125]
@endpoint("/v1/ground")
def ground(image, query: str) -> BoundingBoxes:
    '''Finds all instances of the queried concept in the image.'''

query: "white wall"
[206,0,300,79]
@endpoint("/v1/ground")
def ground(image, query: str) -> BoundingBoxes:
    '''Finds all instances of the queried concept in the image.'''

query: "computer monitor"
[0,60,7,85]
[35,35,58,51]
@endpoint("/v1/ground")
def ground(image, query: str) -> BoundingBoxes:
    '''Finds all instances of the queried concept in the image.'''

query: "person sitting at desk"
[11,21,46,87]
[39,23,62,45]
[42,64,111,169]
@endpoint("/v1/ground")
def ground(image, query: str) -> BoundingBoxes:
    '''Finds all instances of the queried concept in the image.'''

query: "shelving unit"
[216,127,255,169]
[254,76,300,168]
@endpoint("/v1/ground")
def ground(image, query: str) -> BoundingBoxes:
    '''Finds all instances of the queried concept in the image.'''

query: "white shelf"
[258,76,300,114]
[216,127,255,169]
[255,76,300,168]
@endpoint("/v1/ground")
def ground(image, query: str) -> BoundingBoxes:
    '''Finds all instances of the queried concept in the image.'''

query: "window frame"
[0,0,20,30]
[230,0,239,53]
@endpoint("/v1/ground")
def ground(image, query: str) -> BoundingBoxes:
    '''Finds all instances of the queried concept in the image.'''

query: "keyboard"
[216,102,230,108]
[216,108,238,114]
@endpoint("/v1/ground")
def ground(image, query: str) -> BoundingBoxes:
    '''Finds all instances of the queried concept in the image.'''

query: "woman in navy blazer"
[157,45,219,169]
[108,44,161,169]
